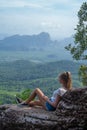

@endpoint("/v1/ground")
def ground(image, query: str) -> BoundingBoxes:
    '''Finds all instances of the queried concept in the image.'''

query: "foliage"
[16,89,31,100]
[78,65,87,86]
[65,2,87,60]
[65,2,87,85]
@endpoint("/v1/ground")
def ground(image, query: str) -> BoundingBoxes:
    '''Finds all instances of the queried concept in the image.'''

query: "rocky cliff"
[0,87,87,130]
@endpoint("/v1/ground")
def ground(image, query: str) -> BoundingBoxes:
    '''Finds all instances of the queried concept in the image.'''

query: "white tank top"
[50,87,67,102]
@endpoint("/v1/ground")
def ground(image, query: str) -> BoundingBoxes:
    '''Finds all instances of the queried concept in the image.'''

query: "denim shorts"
[45,101,56,111]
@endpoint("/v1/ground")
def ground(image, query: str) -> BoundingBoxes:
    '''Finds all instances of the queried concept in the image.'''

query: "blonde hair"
[59,71,72,90]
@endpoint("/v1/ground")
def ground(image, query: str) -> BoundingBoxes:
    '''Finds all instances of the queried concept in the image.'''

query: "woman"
[16,71,72,111]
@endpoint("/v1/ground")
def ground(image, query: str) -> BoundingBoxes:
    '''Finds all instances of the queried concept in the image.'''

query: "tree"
[78,65,87,86]
[65,2,87,85]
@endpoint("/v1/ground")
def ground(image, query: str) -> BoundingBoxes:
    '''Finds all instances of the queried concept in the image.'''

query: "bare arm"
[48,95,61,108]
[43,95,61,108]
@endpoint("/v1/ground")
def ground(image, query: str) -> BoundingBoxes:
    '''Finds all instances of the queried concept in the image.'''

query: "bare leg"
[29,100,42,106]
[25,88,48,108]
[28,100,46,110]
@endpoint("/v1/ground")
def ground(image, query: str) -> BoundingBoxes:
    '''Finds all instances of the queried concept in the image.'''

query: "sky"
[0,0,85,39]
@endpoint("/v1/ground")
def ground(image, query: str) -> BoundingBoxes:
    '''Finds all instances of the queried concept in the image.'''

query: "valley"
[0,32,84,104]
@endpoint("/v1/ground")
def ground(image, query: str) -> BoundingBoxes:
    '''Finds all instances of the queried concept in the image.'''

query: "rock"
[0,87,87,130]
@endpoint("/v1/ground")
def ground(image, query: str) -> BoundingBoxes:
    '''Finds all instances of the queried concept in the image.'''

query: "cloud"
[0,0,83,12]
[41,22,61,30]
[0,0,23,8]
[0,0,85,39]
[0,0,84,10]
[0,0,84,16]
[40,13,77,38]
[0,0,43,8]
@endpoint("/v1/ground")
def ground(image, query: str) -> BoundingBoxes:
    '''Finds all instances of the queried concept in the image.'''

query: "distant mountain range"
[0,33,10,40]
[0,32,51,51]
[0,32,74,60]
[0,32,74,51]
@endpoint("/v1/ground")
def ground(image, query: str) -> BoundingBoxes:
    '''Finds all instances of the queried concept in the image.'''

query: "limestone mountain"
[0,32,74,60]
[0,32,74,51]
[0,32,52,51]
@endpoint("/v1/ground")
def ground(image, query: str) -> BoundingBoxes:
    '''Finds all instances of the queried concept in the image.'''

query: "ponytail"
[66,72,72,89]
[59,71,72,90]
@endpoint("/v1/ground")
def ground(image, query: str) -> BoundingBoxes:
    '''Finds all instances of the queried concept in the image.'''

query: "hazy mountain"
[0,32,74,60]
[0,33,9,40]
[0,32,74,51]
[0,32,53,51]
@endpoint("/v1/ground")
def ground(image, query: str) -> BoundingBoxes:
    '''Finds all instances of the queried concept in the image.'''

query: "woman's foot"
[15,96,23,104]
[15,96,29,106]
[20,101,28,105]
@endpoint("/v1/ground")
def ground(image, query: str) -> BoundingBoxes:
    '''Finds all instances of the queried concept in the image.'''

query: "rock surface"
[0,87,87,130]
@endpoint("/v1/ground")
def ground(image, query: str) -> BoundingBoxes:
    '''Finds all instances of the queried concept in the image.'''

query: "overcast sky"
[0,0,85,39]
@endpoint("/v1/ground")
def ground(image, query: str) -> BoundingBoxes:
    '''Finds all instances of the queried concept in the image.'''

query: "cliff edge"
[0,87,87,130]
